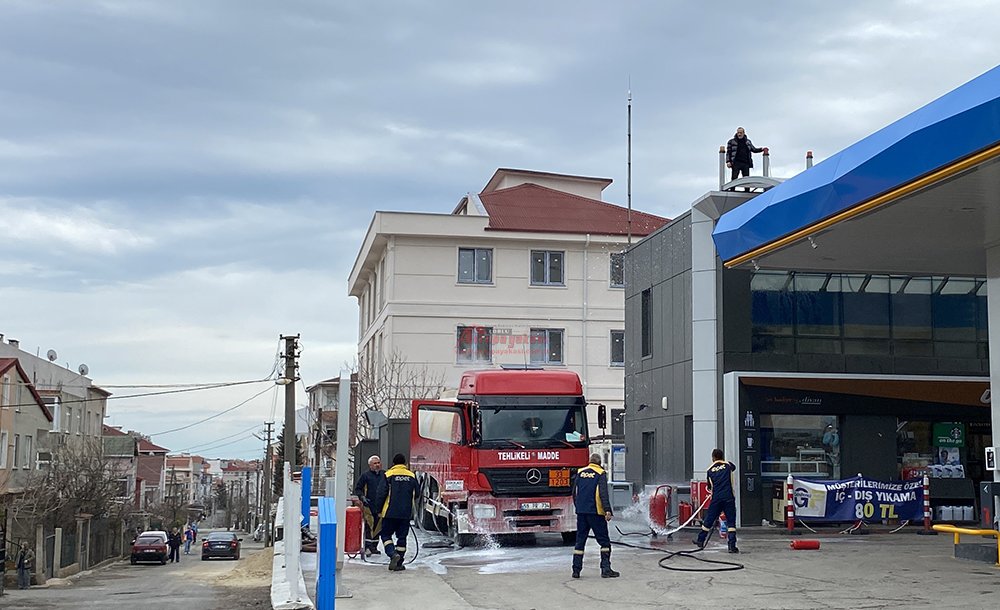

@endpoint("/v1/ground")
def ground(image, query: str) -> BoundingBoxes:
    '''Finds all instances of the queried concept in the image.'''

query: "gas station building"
[624,64,1000,527]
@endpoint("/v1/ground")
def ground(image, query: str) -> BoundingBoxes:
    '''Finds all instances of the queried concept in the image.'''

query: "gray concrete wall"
[624,212,693,485]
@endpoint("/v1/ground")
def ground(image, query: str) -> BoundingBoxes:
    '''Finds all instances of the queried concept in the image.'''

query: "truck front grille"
[481,468,576,498]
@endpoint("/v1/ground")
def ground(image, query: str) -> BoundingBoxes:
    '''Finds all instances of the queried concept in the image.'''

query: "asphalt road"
[0,533,270,610]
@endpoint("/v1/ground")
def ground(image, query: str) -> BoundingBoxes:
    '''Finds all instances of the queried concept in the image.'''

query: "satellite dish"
[47,349,58,362]
[78,363,90,376]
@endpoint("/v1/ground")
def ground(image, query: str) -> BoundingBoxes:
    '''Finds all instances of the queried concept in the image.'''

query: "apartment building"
[348,168,668,433]
[0,358,54,494]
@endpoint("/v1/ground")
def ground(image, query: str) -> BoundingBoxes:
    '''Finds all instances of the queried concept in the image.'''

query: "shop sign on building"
[932,422,965,447]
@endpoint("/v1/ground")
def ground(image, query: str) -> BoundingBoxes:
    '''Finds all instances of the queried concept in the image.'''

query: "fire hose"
[609,494,745,572]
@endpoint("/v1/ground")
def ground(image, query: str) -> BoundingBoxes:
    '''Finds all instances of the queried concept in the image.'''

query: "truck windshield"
[480,405,588,448]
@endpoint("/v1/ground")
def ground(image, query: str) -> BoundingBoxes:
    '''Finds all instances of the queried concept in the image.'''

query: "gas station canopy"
[713,64,1000,277]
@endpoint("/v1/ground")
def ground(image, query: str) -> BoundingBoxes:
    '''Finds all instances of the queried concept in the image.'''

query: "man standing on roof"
[571,453,619,579]
[379,453,417,572]
[694,448,740,553]
[726,127,765,181]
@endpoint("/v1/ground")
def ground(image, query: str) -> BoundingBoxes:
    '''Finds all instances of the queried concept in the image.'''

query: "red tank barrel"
[790,539,821,550]
[345,506,363,554]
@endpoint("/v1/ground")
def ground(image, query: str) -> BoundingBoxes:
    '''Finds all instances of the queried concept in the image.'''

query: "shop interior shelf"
[761,460,831,477]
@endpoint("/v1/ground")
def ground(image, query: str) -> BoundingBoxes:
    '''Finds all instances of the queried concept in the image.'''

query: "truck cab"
[410,368,597,546]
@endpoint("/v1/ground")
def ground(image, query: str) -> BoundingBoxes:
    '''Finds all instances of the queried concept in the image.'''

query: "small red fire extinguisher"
[719,513,728,539]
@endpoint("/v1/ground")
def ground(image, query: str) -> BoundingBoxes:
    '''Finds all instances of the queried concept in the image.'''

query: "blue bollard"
[301,466,313,529]
[317,497,337,609]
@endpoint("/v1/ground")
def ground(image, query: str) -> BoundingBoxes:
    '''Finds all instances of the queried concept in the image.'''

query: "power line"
[149,385,275,437]
[175,422,263,452]
[184,433,259,456]
[2,377,274,410]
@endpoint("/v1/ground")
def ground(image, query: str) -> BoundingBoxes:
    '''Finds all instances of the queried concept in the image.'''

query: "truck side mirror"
[471,404,482,446]
[597,404,607,430]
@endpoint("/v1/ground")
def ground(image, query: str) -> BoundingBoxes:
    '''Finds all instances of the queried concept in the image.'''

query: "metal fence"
[60,529,77,569]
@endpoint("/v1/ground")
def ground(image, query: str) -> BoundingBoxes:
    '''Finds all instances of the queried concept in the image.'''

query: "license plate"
[520,502,550,511]
[549,469,570,487]
[144,550,156,553]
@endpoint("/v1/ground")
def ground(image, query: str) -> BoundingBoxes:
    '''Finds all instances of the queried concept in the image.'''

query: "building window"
[611,409,625,436]
[641,289,652,358]
[610,252,625,288]
[760,414,840,479]
[530,329,564,364]
[0,431,8,468]
[12,434,20,468]
[23,435,32,469]
[610,330,625,366]
[457,326,492,363]
[458,248,493,284]
[530,250,564,286]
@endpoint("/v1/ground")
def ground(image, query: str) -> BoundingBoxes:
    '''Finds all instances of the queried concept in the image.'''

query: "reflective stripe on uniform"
[573,550,584,555]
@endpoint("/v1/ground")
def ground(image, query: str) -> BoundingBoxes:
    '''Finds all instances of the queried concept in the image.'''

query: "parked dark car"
[202,531,241,560]
[131,534,168,565]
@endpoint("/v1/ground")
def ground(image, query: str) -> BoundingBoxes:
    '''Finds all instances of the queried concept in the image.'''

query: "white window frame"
[12,434,20,468]
[456,326,492,363]
[610,330,625,367]
[458,247,493,284]
[23,435,32,470]
[530,250,565,286]
[610,252,625,288]
[0,431,8,468]
[530,328,565,364]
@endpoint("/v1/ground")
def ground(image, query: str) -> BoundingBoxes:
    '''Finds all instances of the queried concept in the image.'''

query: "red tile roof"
[103,425,127,436]
[138,438,169,453]
[478,183,668,236]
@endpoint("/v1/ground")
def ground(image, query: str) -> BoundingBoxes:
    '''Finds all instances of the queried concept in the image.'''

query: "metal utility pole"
[314,405,323,488]
[281,334,300,471]
[627,86,633,246]
[226,481,234,531]
[244,470,251,532]
[263,421,273,546]
[169,467,178,526]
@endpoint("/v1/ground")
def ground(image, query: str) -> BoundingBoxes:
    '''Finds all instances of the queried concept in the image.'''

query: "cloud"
[0,198,154,254]
[4,0,1000,455]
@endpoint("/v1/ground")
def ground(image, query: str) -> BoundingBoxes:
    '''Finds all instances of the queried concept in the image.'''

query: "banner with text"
[791,476,923,522]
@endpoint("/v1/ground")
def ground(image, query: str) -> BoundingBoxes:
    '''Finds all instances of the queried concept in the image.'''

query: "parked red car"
[130,534,168,565]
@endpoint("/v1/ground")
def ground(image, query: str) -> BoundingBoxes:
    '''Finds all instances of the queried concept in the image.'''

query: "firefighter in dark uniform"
[354,454,385,556]
[379,453,417,572]
[694,448,740,553]
[571,453,619,579]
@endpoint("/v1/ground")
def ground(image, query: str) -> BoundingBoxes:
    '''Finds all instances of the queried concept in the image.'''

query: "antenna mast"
[627,84,632,246]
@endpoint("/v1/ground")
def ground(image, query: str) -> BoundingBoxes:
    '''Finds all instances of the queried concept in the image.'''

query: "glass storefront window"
[760,414,840,479]
[897,420,933,477]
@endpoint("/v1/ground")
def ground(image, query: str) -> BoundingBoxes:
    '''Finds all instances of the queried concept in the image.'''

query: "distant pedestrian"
[167,527,182,563]
[571,453,619,579]
[726,127,764,181]
[16,542,34,589]
[694,448,740,553]
[183,526,194,555]
[379,453,416,572]
[354,454,386,556]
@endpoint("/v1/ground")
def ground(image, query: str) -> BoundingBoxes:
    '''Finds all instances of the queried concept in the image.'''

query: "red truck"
[410,367,602,546]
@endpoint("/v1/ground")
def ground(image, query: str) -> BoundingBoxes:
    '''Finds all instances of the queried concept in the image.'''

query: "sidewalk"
[302,519,1000,610]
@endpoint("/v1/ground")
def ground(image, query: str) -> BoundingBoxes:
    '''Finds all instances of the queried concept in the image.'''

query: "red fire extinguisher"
[678,501,693,525]
[345,506,363,554]
[649,485,672,529]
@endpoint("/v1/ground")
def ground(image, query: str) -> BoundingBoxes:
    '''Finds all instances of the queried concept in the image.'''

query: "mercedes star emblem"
[526,468,542,485]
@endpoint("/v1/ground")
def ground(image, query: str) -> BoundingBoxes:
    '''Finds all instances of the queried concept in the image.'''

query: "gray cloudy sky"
[2,0,998,459]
